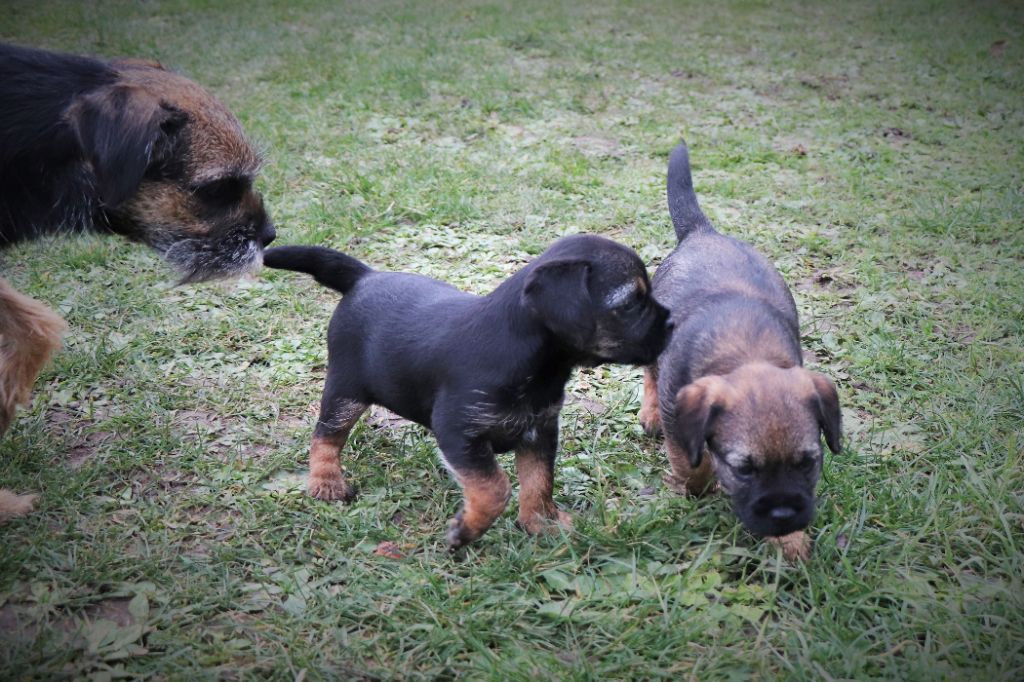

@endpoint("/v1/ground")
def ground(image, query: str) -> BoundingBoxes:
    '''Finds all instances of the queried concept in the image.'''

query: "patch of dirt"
[67,431,117,470]
[572,136,622,158]
[85,598,135,628]
[366,406,414,430]
[172,409,225,435]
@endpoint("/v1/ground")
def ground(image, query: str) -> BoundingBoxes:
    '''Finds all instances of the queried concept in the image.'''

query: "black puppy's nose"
[260,223,277,247]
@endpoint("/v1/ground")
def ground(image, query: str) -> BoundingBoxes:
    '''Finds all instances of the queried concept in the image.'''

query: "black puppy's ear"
[810,372,842,454]
[523,259,594,349]
[675,376,732,467]
[69,84,186,208]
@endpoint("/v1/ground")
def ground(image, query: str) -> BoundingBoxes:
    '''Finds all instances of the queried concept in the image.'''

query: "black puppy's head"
[67,59,274,282]
[522,234,671,365]
[671,363,842,538]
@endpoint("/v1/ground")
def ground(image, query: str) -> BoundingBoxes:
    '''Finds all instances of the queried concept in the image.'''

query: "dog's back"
[653,142,800,380]
[0,43,117,243]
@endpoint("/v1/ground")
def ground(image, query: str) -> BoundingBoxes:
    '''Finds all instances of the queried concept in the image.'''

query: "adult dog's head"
[0,43,275,282]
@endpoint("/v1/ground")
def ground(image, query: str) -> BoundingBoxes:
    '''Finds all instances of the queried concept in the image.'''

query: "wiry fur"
[0,41,276,520]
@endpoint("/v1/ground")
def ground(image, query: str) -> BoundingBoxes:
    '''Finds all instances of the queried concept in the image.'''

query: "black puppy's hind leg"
[515,418,572,535]
[308,381,367,502]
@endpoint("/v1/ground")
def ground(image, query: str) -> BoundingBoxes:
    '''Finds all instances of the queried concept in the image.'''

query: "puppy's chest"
[465,384,563,450]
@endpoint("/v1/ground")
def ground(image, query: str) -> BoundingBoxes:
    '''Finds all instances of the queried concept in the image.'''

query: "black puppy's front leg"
[437,432,511,550]
[515,417,572,535]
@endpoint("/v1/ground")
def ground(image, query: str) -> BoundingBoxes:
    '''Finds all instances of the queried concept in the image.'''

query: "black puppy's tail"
[667,140,714,242]
[263,245,372,294]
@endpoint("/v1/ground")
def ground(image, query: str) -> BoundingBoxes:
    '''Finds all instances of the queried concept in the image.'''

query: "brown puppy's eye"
[797,453,816,472]
[735,461,756,477]
[194,177,249,205]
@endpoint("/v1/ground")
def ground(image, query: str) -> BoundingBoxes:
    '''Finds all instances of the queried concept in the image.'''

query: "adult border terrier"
[638,141,841,561]
[0,42,276,520]
[264,235,672,549]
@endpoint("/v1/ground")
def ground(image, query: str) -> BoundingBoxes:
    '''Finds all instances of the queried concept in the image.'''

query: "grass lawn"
[2,0,1022,678]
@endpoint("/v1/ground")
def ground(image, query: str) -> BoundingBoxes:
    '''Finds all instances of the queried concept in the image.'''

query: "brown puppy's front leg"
[664,437,715,497]
[638,365,661,436]
[308,400,367,502]
[768,531,811,562]
[515,422,572,535]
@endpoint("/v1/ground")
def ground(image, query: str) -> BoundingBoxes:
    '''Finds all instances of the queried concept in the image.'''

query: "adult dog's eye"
[194,177,249,204]
[797,453,817,472]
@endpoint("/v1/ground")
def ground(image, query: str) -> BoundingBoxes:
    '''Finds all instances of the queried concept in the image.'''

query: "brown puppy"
[639,141,841,560]
[0,42,276,520]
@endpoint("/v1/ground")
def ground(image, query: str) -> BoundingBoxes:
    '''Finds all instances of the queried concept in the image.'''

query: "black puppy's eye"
[194,177,249,205]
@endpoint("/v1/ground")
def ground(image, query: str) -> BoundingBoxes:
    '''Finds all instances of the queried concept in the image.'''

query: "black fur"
[265,234,672,546]
[0,41,274,282]
[0,43,119,242]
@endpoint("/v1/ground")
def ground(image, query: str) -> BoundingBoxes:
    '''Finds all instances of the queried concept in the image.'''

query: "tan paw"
[518,508,574,536]
[307,475,355,502]
[446,510,479,550]
[768,531,811,562]
[638,405,661,436]
[0,490,38,522]
[662,473,695,496]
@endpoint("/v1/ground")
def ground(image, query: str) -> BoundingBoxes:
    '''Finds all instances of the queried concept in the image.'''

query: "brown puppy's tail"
[263,246,373,294]
[667,140,714,242]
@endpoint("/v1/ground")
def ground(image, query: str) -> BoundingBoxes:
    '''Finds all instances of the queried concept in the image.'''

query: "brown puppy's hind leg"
[638,365,661,436]
[663,437,715,497]
[307,401,366,502]
[515,446,572,536]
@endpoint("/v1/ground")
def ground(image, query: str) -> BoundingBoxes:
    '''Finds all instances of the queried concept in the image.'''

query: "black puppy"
[638,141,841,560]
[265,235,671,548]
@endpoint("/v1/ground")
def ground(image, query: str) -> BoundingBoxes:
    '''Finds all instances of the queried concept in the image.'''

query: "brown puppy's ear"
[68,84,186,208]
[809,372,842,454]
[674,376,733,468]
[523,259,594,349]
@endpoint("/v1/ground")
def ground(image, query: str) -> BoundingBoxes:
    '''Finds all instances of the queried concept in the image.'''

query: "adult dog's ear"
[809,372,842,454]
[68,84,187,208]
[674,376,733,467]
[523,259,594,349]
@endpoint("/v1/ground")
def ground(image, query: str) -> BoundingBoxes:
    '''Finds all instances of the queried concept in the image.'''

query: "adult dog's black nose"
[260,222,277,246]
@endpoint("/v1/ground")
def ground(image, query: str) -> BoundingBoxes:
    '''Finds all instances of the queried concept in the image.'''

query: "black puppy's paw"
[446,510,477,551]
[307,475,356,503]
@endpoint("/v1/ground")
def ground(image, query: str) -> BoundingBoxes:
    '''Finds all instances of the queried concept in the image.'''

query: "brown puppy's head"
[672,363,841,538]
[66,59,274,282]
[522,234,672,365]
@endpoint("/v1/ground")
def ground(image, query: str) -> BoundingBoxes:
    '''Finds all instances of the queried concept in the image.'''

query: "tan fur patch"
[451,468,512,543]
[0,278,66,434]
[0,490,38,523]
[115,66,261,179]
[515,448,571,534]
[307,404,366,501]
[638,365,660,434]
[664,436,715,496]
[768,531,811,561]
